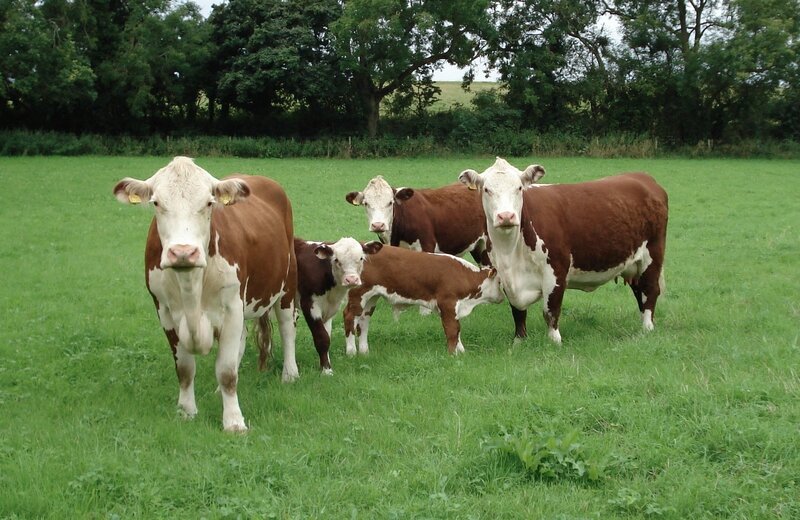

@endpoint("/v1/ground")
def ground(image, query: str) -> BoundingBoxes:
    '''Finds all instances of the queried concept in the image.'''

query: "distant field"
[433,81,502,110]
[1,156,798,518]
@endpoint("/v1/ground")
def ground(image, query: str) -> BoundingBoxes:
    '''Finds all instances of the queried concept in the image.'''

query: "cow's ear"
[314,244,334,260]
[346,191,364,206]
[362,241,383,255]
[395,187,414,202]
[458,169,483,190]
[215,179,250,206]
[488,267,498,278]
[114,178,152,205]
[521,165,546,186]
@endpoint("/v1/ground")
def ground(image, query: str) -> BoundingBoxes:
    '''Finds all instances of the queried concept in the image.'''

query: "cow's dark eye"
[518,186,523,191]
[207,201,213,207]
[152,200,159,207]
[387,201,393,207]
[484,188,491,195]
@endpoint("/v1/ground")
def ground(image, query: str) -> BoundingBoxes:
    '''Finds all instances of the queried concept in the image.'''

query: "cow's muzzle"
[342,274,361,287]
[165,244,203,268]
[369,222,387,233]
[494,211,519,228]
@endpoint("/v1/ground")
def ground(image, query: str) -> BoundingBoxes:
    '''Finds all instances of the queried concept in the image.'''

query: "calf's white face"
[315,238,382,287]
[459,158,545,232]
[346,175,413,242]
[114,156,249,269]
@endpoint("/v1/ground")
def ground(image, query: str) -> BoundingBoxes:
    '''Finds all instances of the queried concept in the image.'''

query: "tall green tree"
[0,0,95,129]
[487,0,610,132]
[330,0,490,136]
[209,0,350,132]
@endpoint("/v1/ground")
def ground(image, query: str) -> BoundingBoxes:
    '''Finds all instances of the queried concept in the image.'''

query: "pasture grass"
[1,156,798,518]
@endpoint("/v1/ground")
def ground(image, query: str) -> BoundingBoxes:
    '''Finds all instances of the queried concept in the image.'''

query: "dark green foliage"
[483,427,605,483]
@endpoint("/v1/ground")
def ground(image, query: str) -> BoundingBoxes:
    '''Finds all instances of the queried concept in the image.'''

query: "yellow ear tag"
[467,183,477,191]
[128,193,142,204]
[351,200,360,206]
[220,194,233,205]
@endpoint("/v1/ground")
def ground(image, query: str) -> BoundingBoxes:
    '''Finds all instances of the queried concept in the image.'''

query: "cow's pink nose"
[167,245,200,266]
[370,222,386,232]
[496,212,517,226]
[343,274,361,286]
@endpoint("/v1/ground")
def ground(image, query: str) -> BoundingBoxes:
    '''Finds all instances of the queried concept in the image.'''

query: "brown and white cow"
[342,246,504,355]
[459,158,668,343]
[345,175,542,336]
[294,237,382,374]
[113,156,298,432]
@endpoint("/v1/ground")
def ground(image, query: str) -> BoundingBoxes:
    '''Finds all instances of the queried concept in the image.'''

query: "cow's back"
[521,173,667,271]
[395,183,485,254]
[360,246,480,301]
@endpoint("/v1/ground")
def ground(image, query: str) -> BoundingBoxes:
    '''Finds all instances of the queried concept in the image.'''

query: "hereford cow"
[295,237,382,373]
[345,175,545,336]
[113,156,298,432]
[343,246,504,356]
[459,158,668,343]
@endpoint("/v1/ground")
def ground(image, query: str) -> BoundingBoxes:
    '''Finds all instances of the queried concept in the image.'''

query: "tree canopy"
[1,0,798,143]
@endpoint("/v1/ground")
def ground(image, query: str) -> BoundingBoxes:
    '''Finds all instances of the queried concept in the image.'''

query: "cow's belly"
[567,241,651,292]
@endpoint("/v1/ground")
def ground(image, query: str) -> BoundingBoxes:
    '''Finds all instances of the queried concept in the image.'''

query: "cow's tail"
[256,315,273,372]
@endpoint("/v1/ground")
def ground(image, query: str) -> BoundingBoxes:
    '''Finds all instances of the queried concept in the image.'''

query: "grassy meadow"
[1,156,798,518]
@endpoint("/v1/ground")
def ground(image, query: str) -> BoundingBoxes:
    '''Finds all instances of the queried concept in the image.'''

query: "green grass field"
[1,156,798,518]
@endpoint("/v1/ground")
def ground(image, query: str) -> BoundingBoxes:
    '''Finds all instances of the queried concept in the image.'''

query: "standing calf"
[343,246,504,355]
[295,237,382,373]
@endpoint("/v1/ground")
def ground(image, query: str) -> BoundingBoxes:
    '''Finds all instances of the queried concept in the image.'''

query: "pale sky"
[185,0,498,82]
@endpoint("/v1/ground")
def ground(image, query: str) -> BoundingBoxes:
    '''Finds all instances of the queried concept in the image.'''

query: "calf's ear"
[395,187,414,202]
[314,244,334,260]
[488,267,498,278]
[362,241,383,255]
[215,178,250,206]
[521,164,546,186]
[113,178,152,205]
[458,169,483,190]
[346,191,364,206]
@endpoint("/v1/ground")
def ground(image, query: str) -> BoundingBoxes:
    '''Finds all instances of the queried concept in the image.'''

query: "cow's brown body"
[460,159,668,343]
[342,245,503,355]
[116,158,298,431]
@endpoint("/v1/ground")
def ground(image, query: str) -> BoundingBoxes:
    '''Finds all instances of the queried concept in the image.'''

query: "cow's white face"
[315,238,382,287]
[458,158,545,232]
[114,156,250,269]
[346,176,399,242]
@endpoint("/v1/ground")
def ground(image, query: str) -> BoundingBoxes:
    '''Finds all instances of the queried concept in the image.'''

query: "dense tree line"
[1,0,798,145]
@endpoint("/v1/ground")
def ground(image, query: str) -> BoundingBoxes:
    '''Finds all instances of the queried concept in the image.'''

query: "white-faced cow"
[459,158,668,343]
[342,246,504,355]
[345,175,542,336]
[294,237,382,374]
[114,156,298,432]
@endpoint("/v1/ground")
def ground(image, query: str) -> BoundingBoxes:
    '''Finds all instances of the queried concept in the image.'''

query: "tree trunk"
[366,94,380,138]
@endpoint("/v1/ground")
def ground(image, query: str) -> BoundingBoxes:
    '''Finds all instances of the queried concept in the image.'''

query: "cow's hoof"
[224,422,248,434]
[345,348,357,357]
[282,369,299,383]
[177,406,197,420]
[321,368,334,376]
[547,328,562,345]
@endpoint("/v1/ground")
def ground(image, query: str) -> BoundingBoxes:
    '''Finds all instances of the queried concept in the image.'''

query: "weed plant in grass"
[1,156,798,518]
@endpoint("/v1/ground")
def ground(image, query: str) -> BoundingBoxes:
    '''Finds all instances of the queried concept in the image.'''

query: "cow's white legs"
[455,334,466,354]
[357,313,371,355]
[175,345,197,418]
[216,312,247,432]
[324,318,333,339]
[276,305,299,382]
[547,327,562,344]
[642,310,654,331]
[345,331,357,357]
